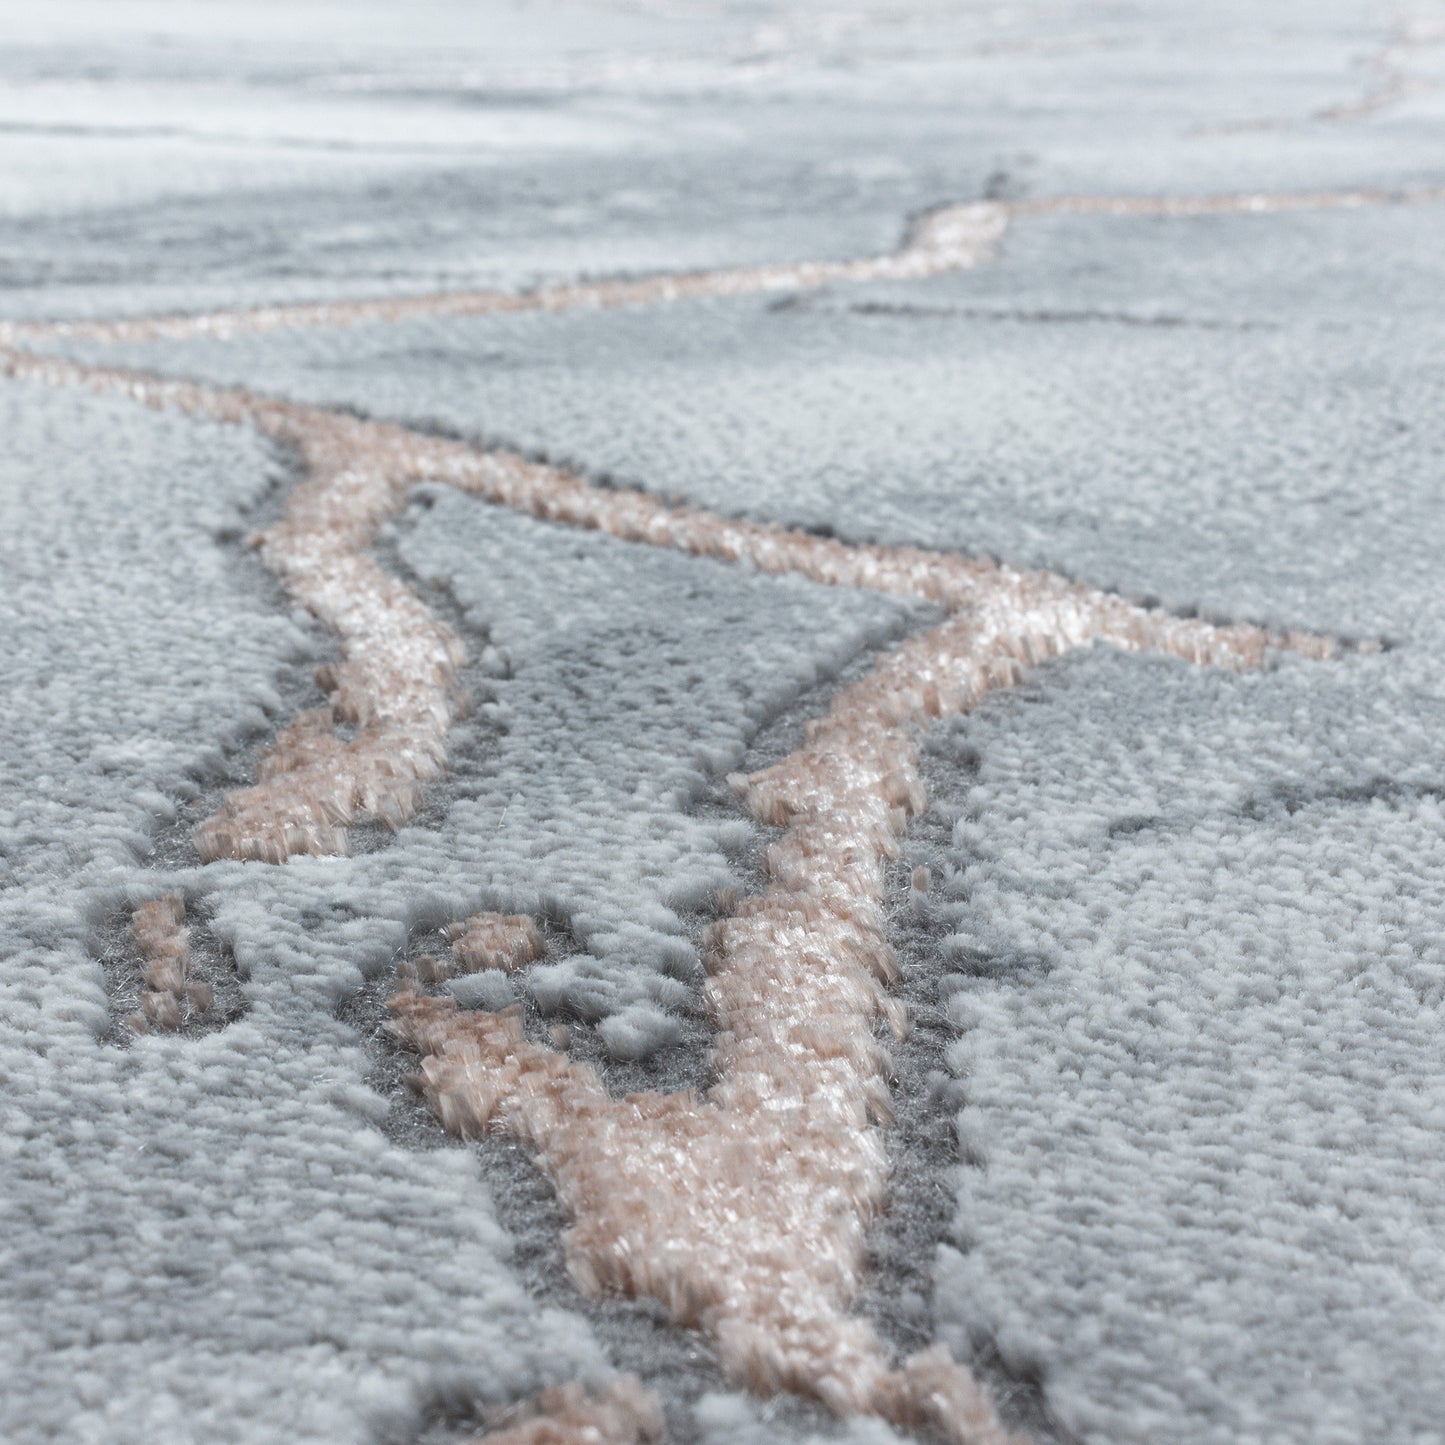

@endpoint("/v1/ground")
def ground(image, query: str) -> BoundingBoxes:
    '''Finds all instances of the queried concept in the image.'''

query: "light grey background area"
[5,1,1445,1443]
[924,643,1445,1445]
[3,0,1444,321]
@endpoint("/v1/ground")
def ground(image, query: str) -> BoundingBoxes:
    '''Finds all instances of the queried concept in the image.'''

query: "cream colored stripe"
[0,202,1008,346]
[468,1375,663,1445]
[0,345,1339,860]
[5,185,1442,347]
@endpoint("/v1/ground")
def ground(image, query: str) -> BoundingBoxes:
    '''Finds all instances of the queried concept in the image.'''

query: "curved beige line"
[0,343,1338,861]
[0,202,1009,347]
[7,185,1444,349]
[0,351,468,861]
[469,1375,663,1445]
[391,559,1324,1439]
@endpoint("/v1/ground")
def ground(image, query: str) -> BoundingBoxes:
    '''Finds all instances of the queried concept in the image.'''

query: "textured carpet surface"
[3,3,1445,1443]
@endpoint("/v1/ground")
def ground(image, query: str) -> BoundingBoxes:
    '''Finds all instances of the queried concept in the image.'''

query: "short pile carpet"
[3,4,1444,1443]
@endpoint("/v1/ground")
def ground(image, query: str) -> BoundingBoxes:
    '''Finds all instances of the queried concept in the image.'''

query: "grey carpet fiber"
[3,3,1444,1443]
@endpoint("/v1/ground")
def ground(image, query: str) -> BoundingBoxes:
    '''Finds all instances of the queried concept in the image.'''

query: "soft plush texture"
[3,3,1444,1443]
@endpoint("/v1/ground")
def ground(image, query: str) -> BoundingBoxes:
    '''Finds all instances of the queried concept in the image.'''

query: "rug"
[3,3,1445,1442]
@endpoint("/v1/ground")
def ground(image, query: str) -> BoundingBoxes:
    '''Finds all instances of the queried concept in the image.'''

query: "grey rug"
[3,4,1445,1443]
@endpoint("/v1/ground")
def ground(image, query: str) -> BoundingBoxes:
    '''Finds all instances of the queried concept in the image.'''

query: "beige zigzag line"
[0,187,1383,1439]
[0,203,1007,346]
[7,183,1444,348]
[391,588,1269,1445]
[0,344,1335,865]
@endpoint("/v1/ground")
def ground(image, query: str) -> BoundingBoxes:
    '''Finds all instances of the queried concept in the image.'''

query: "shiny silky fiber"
[3,3,1445,1443]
